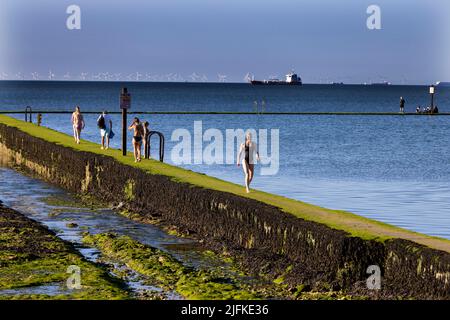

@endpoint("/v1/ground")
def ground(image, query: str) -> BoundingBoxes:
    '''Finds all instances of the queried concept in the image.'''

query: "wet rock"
[66,222,79,228]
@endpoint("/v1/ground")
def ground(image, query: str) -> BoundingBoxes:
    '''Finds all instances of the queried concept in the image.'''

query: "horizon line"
[0,79,441,87]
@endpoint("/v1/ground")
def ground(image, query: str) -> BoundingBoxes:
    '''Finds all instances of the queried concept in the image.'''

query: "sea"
[1,81,449,239]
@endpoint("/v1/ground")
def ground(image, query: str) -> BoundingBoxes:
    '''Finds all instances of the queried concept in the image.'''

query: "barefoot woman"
[237,132,260,193]
[128,117,144,162]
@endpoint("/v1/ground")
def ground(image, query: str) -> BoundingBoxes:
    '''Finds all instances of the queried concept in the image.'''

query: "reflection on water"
[268,178,450,240]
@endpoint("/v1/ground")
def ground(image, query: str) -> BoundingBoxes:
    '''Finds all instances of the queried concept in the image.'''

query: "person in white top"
[97,110,113,149]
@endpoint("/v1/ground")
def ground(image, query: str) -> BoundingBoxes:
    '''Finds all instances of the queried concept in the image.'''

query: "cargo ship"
[250,71,302,86]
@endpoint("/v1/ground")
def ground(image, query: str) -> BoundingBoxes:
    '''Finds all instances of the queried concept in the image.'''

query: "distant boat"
[250,71,302,86]
[436,81,450,87]
[331,82,345,85]
[370,81,391,86]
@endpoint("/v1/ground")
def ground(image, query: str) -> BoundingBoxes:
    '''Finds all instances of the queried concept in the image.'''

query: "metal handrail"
[145,131,165,162]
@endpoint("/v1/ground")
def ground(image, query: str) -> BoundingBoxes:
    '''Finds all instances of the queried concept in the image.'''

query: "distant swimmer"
[71,106,85,144]
[399,97,405,113]
[237,132,260,193]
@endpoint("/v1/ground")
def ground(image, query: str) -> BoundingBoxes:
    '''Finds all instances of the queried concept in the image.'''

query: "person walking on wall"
[237,132,260,193]
[71,106,85,144]
[399,97,406,113]
[97,110,113,149]
[128,117,144,162]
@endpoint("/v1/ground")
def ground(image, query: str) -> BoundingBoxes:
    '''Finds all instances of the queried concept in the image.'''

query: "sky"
[0,0,449,84]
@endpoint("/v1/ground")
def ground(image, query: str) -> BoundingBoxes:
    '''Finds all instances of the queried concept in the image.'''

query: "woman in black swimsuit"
[128,117,144,162]
[237,132,260,193]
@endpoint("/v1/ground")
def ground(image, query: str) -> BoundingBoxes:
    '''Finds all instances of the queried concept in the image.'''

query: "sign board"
[429,86,435,94]
[120,93,131,109]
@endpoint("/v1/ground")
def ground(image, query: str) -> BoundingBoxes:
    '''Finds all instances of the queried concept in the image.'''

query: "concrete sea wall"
[0,122,449,299]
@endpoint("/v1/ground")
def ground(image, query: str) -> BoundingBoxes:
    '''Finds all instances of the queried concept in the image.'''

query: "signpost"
[120,87,131,156]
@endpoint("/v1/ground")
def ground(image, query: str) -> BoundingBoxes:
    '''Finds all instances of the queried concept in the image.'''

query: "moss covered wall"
[0,123,449,299]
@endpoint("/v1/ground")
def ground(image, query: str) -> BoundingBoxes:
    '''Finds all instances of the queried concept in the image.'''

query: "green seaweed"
[82,232,365,300]
[83,232,261,300]
[65,222,78,228]
[42,194,105,210]
[124,179,135,201]
[0,207,129,300]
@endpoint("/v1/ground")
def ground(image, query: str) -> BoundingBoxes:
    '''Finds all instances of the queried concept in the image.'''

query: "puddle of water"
[107,261,183,300]
[0,283,70,297]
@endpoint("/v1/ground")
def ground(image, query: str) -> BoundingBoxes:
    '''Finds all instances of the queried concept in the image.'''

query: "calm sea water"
[1,81,450,239]
[1,80,449,113]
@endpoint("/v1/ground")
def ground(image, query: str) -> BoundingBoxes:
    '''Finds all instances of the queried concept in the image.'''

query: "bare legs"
[133,139,142,162]
[73,126,77,142]
[137,142,141,161]
[101,135,110,149]
[242,160,254,193]
[73,126,81,144]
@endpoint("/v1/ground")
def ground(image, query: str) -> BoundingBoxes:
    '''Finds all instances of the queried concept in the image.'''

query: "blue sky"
[1,0,449,84]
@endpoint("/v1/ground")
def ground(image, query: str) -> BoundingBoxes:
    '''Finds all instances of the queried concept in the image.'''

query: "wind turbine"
[15,72,24,80]
[145,73,153,81]
[173,73,184,82]
[31,72,40,80]
[189,72,200,82]
[400,75,408,85]
[79,72,88,80]
[218,74,227,83]
[92,73,102,81]
[135,72,142,81]
[48,70,55,80]
[102,72,111,81]
[165,73,174,81]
